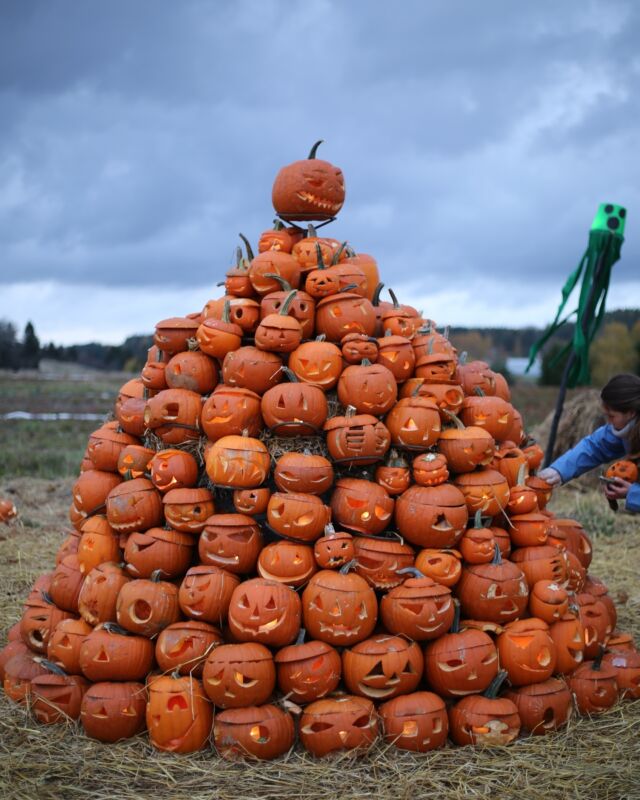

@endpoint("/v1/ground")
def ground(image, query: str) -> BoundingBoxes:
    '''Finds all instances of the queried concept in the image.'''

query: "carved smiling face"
[257,541,317,587]
[456,558,529,624]
[202,642,275,708]
[424,629,499,698]
[261,383,328,436]
[178,565,240,625]
[437,428,496,473]
[379,692,448,752]
[385,398,441,450]
[201,387,262,440]
[414,549,463,588]
[105,479,163,534]
[302,570,378,646]
[227,578,301,647]
[272,148,346,221]
[315,294,377,341]
[198,514,263,575]
[288,340,343,388]
[352,538,415,591]
[163,487,215,533]
[117,445,155,481]
[80,681,147,743]
[343,636,423,700]
[497,619,557,686]
[395,485,468,549]
[149,449,199,493]
[205,435,270,489]
[380,577,454,641]
[275,640,342,703]
[146,675,213,754]
[338,363,398,416]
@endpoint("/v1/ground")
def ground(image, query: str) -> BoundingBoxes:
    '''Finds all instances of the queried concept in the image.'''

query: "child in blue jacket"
[538,373,640,513]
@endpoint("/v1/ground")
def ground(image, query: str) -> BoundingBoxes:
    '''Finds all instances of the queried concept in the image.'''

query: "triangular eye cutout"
[365,660,385,678]
[265,595,277,610]
[402,659,416,674]
[239,594,250,609]
[310,594,324,611]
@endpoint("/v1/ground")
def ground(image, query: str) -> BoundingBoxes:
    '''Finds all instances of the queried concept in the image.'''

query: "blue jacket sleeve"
[549,425,626,483]
[625,483,640,513]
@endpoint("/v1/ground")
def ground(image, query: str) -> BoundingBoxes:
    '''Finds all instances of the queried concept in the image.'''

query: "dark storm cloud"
[1,0,639,297]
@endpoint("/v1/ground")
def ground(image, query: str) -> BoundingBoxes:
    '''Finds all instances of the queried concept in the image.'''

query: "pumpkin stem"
[345,404,357,419]
[307,223,318,238]
[491,542,502,565]
[279,290,297,316]
[315,334,326,342]
[484,669,509,698]
[222,300,232,324]
[263,273,292,292]
[450,599,461,633]
[281,366,299,383]
[593,645,605,671]
[459,351,468,365]
[315,243,326,269]
[396,566,426,580]
[411,380,424,398]
[427,337,435,356]
[360,358,372,367]
[331,241,348,265]
[273,219,284,231]
[103,622,131,636]
[34,657,68,676]
[308,140,324,159]
[516,462,527,486]
[474,386,486,397]
[150,569,166,582]
[384,329,392,338]
[339,283,358,293]
[388,288,400,309]
[295,628,307,646]
[323,522,336,536]
[473,509,484,529]
[345,245,357,258]
[442,408,465,430]
[372,282,385,306]
[339,559,358,575]
[238,233,254,261]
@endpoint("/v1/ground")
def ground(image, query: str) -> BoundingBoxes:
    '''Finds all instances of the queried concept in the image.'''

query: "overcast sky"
[1,0,639,344]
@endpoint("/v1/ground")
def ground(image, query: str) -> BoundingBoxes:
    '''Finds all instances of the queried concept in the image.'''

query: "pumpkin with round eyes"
[379,691,448,752]
[198,514,263,575]
[424,603,499,698]
[20,591,76,655]
[201,385,263,441]
[343,635,423,701]
[206,434,270,489]
[380,568,454,641]
[454,469,511,518]
[79,623,155,682]
[274,451,334,495]
[324,408,391,467]
[352,536,415,591]
[165,350,218,394]
[302,566,378,646]
[314,292,377,342]
[153,317,200,353]
[497,618,557,686]
[491,442,529,487]
[222,346,283,395]
[437,424,496,474]
[267,492,331,543]
[568,652,618,714]
[78,562,131,627]
[72,469,123,520]
[80,680,147,742]
[330,477,394,536]
[605,459,639,482]
[106,478,163,535]
[116,576,181,638]
[448,671,521,746]
[341,332,379,364]
[87,423,139,473]
[202,642,276,708]
[228,578,301,648]
[49,554,84,613]
[31,664,90,725]
[147,673,213,754]
[272,140,345,221]
[77,515,121,576]
[257,541,317,587]
[456,544,529,624]
[602,648,640,699]
[401,379,465,420]
[163,487,215,533]
[503,677,572,735]
[385,396,441,451]
[148,449,199,493]
[178,565,240,625]
[155,620,222,677]
[412,452,449,487]
[233,487,271,516]
[338,360,398,416]
[459,396,515,442]
[258,220,303,253]
[313,526,355,569]
[510,545,568,587]
[299,695,378,757]
[395,484,468,549]
[548,612,586,675]
[414,548,463,588]
[529,580,570,625]
[260,275,316,339]
[143,388,202,445]
[288,338,342,388]
[375,451,411,496]
[249,250,301,296]
[261,372,328,437]
[214,704,296,761]
[117,445,155,481]
[576,592,612,659]
[46,618,93,674]
[275,635,342,704]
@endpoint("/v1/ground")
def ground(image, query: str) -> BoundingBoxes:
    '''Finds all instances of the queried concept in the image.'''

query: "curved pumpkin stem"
[491,542,502,565]
[396,566,426,580]
[103,622,132,636]
[459,350,468,365]
[473,509,485,529]
[315,243,326,270]
[388,288,401,309]
[372,282,385,306]
[449,599,461,633]
[474,386,486,397]
[331,241,348,266]
[150,569,167,582]
[34,657,68,676]
[338,283,358,293]
[222,300,232,325]
[279,290,298,316]
[238,233,254,261]
[272,219,284,231]
[281,366,299,383]
[308,141,324,159]
[442,408,466,430]
[339,559,359,575]
[263,273,293,292]
[484,669,509,698]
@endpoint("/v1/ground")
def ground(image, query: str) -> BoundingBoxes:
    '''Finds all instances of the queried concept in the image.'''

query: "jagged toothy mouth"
[295,192,342,212]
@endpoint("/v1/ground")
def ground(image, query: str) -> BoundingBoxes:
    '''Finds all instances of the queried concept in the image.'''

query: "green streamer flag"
[526,203,626,387]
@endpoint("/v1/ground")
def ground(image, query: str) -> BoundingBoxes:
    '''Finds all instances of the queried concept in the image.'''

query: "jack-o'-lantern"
[233,487,271,516]
[255,291,303,353]
[227,578,301,647]
[375,451,411,495]
[147,674,213,753]
[214,705,296,761]
[275,634,342,704]
[304,244,342,298]
[0,498,18,524]
[460,395,515,442]
[49,554,84,613]
[196,301,243,357]
[105,478,163,534]
[341,332,379,364]
[47,617,93,674]
[31,663,89,724]
[381,289,421,339]
[565,551,587,593]
[379,691,448,752]
[352,536,415,590]
[257,541,317,587]
[525,475,554,510]
[299,695,378,757]
[165,350,218,394]
[155,620,222,677]
[87,423,138,473]
[116,574,181,637]
[0,642,30,684]
[343,635,423,701]
[448,671,520,746]
[315,292,376,342]
[395,484,468,549]
[199,514,263,575]
[510,545,568,586]
[261,371,328,436]
[341,248,380,301]
[521,440,545,471]
[141,347,168,392]
[80,681,147,742]
[202,385,263,441]
[549,613,585,675]
[376,332,416,382]
[583,575,617,632]
[491,441,529,487]
[602,649,640,699]
[259,220,303,253]
[78,562,131,626]
[380,568,454,641]
[249,250,301,296]
[401,380,465,420]
[330,478,394,536]
[57,530,81,562]
[456,544,529,624]
[143,388,202,444]
[553,518,592,569]
[267,492,330,543]
[274,451,334,495]
[385,396,441,450]
[148,449,199,493]
[509,512,551,548]
[437,422,496,473]
[77,515,121,575]
[260,275,315,339]
[117,445,155,481]
[313,526,355,569]
[576,592,611,659]
[503,678,572,735]
[328,258,369,300]
[497,618,557,686]
[324,408,391,467]
[414,352,457,383]
[568,651,618,714]
[223,244,253,297]
[206,434,270,489]
[424,602,499,698]
[2,651,50,704]
[178,565,240,625]
[222,346,283,395]
[288,338,343,388]
[302,565,378,646]
[294,228,344,272]
[412,452,449,487]
[338,360,398,416]
[414,548,462,588]
[272,140,345,221]
[454,469,510,517]
[459,513,495,565]
[455,360,497,396]
[79,623,155,682]
[203,642,275,708]
[528,580,570,624]
[154,316,200,353]
[412,327,456,359]
[605,459,638,482]
[72,469,122,519]
[163,487,215,533]
[505,467,538,515]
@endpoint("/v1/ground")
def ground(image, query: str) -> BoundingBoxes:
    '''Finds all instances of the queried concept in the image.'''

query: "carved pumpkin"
[116,575,181,637]
[105,478,163,535]
[206,434,270,489]
[509,512,551,548]
[401,379,465,420]
[569,653,618,714]
[314,292,376,342]
[117,445,155,481]
[123,527,194,580]
[255,290,303,353]
[213,705,295,760]
[503,678,572,735]
[491,441,529,487]
[203,642,276,708]
[233,487,271,516]
[178,565,240,625]
[154,316,200,353]
[31,665,90,724]
[155,620,222,677]
[313,526,355,569]
[78,562,131,627]
[267,492,331,543]
[275,634,342,703]
[375,452,412,496]
[458,514,495,565]
[80,680,147,742]
[87,423,138,473]
[222,346,283,395]
[257,540,317,587]
[343,635,423,701]
[338,360,398,416]
[497,618,557,686]
[379,691,448,752]
[510,545,568,586]
[258,220,303,253]
[549,613,586,675]
[529,580,570,624]
[455,360,497,396]
[437,424,495,473]
[163,487,215,533]
[602,649,640,699]
[341,332,379,364]
[2,651,50,704]
[199,514,263,575]
[77,515,121,576]
[352,536,415,590]
[143,388,202,444]
[261,371,328,436]
[380,569,454,641]
[147,674,213,753]
[47,618,93,675]
[459,395,515,442]
[385,396,441,450]
[49,554,85,613]
[414,548,463,588]
[330,477,394,536]
[453,469,511,517]
[72,469,122,519]
[448,671,520,746]
[227,578,301,647]
[456,544,529,624]
[260,275,315,339]
[274,451,334,495]
[148,449,199,493]
[576,592,612,660]
[249,250,300,296]
[395,484,468,549]
[288,338,343,389]
[201,385,263,441]
[605,459,638,482]
[79,623,155,681]
[324,408,391,467]
[196,302,243,357]
[412,452,449,487]
[299,695,378,757]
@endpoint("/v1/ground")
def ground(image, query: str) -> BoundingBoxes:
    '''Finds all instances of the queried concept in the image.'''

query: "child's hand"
[603,478,630,500]
[537,467,562,486]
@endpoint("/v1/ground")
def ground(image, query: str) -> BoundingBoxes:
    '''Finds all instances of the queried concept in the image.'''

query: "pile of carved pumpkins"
[2,143,639,760]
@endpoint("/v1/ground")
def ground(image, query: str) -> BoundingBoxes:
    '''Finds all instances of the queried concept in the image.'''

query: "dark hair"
[600,373,640,454]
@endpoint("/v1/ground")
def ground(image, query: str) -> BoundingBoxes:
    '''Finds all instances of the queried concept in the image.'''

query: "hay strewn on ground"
[1,477,639,800]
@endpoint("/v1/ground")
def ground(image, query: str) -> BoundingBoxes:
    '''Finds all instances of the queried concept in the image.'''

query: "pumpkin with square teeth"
[325,407,391,467]
[497,618,557,686]
[106,478,163,535]
[299,695,378,757]
[178,565,240,625]
[343,634,423,701]
[330,477,394,537]
[395,484,468,549]
[227,578,301,647]
[313,526,355,569]
[80,681,147,742]
[202,642,275,708]
[147,673,213,754]
[155,620,222,677]
[275,633,341,703]
[456,544,529,624]
[380,568,454,641]
[198,514,263,575]
[379,691,448,752]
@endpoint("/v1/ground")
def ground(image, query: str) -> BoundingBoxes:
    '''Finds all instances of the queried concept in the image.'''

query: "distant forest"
[1,308,639,386]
